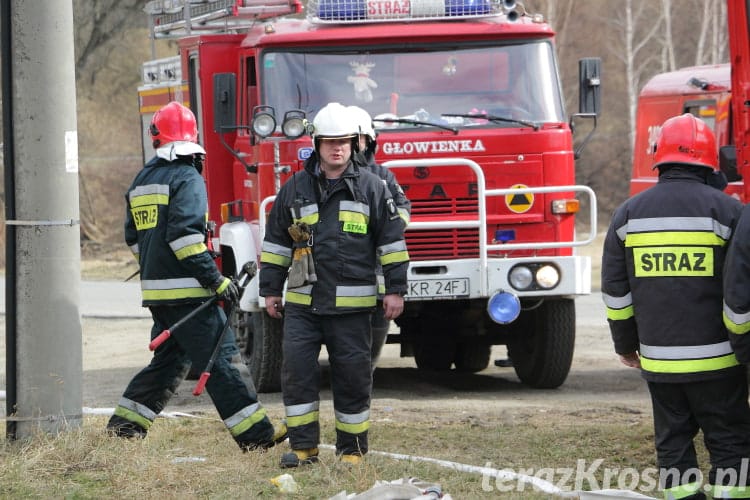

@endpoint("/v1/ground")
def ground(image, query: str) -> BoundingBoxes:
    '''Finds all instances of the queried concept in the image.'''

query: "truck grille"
[407,197,480,260]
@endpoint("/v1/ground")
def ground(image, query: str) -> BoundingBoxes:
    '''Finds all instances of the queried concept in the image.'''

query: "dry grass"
[0,410,709,499]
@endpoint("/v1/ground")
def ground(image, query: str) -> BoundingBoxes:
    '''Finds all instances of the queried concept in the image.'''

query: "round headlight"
[509,266,533,290]
[536,265,560,289]
[282,116,306,139]
[487,291,521,324]
[252,112,276,138]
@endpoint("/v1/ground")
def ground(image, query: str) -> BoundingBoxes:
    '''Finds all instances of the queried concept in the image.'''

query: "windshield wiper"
[374,117,459,134]
[442,113,540,131]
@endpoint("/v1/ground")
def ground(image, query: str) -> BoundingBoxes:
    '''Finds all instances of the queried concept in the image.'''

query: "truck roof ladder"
[145,0,302,39]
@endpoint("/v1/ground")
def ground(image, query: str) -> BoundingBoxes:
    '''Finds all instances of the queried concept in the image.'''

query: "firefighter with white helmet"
[259,102,410,467]
[107,101,287,451]
[348,105,411,369]
[602,113,750,498]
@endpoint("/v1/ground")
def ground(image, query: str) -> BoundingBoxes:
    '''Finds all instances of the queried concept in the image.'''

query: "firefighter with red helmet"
[259,102,409,467]
[107,101,287,451]
[348,105,411,370]
[602,113,750,499]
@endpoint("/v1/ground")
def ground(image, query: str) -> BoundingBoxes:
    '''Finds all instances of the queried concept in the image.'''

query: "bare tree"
[73,0,149,85]
[608,0,665,153]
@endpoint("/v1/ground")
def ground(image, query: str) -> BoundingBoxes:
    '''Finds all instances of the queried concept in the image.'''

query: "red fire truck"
[138,0,600,392]
[631,2,750,203]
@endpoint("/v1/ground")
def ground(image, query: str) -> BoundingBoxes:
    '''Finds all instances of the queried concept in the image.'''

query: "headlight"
[508,263,561,291]
[252,106,277,138]
[535,265,560,289]
[509,266,533,290]
[282,110,307,139]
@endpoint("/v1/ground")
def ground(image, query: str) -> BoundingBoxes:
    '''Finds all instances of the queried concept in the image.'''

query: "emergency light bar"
[307,0,525,23]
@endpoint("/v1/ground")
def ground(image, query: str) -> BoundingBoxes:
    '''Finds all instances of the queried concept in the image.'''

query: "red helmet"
[653,113,718,170]
[149,101,199,148]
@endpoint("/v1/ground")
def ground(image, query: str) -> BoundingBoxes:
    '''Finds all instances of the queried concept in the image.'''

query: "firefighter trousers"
[648,372,750,497]
[107,302,274,448]
[282,306,372,455]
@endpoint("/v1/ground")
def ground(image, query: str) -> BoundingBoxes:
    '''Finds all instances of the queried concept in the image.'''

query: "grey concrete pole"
[6,0,82,437]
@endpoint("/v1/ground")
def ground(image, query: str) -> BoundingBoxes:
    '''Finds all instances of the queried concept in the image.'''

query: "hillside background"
[4,0,732,254]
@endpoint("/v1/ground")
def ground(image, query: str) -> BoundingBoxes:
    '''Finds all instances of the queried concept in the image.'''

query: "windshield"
[259,41,564,131]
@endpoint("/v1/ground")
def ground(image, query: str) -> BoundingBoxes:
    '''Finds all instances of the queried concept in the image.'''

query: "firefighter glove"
[212,277,240,305]
[287,222,317,288]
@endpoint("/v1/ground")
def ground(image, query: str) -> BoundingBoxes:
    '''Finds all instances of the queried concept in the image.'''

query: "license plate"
[407,278,470,298]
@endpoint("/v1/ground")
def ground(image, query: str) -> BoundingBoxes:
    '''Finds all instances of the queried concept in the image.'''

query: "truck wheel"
[233,308,282,393]
[507,298,575,389]
[454,339,491,373]
[414,336,455,371]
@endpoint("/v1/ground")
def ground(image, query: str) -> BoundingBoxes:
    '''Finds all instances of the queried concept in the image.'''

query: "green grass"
[0,411,705,499]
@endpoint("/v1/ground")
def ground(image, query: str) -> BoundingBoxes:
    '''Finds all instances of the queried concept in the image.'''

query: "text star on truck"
[138,0,601,392]
[630,2,750,204]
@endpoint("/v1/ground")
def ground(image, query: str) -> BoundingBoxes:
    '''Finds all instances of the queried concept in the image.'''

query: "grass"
[0,410,713,499]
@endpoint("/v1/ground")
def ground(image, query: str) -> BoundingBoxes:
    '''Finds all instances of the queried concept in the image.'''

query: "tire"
[507,298,575,389]
[414,336,456,371]
[233,308,283,393]
[454,339,491,373]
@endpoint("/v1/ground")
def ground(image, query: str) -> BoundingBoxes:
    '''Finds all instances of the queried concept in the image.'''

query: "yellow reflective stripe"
[297,213,319,225]
[339,211,369,224]
[113,406,153,430]
[286,290,313,305]
[130,193,169,207]
[640,353,739,374]
[380,250,409,265]
[711,484,750,499]
[215,278,230,294]
[142,287,213,301]
[625,231,725,247]
[335,419,370,435]
[336,296,377,308]
[229,407,268,437]
[664,481,702,499]
[399,208,410,226]
[287,411,319,428]
[632,246,713,277]
[606,305,634,321]
[174,242,207,260]
[724,311,750,335]
[260,251,292,267]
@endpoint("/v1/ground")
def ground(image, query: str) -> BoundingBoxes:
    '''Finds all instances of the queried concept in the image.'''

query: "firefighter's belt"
[287,222,317,288]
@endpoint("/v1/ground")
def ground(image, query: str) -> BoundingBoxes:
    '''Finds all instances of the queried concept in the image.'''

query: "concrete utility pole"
[2,0,82,438]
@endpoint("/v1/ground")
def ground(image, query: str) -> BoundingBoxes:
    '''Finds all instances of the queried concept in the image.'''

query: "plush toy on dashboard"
[347,61,377,103]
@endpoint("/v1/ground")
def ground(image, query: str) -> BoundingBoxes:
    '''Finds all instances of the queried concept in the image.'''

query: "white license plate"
[407,278,470,298]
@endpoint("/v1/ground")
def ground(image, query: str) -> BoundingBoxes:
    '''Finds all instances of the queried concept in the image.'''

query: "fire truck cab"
[138,0,600,392]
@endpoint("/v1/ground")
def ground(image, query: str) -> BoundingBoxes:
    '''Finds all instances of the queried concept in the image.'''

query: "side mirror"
[720,145,742,182]
[213,73,237,133]
[579,57,601,115]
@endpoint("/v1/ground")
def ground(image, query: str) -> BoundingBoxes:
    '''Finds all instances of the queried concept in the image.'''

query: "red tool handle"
[192,372,211,396]
[149,330,171,351]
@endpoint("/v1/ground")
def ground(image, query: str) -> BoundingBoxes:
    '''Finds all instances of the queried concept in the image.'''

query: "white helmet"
[348,105,376,141]
[312,102,359,145]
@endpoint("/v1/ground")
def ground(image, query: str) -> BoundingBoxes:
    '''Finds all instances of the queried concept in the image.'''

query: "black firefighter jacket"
[125,156,223,306]
[601,167,744,383]
[258,154,409,314]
